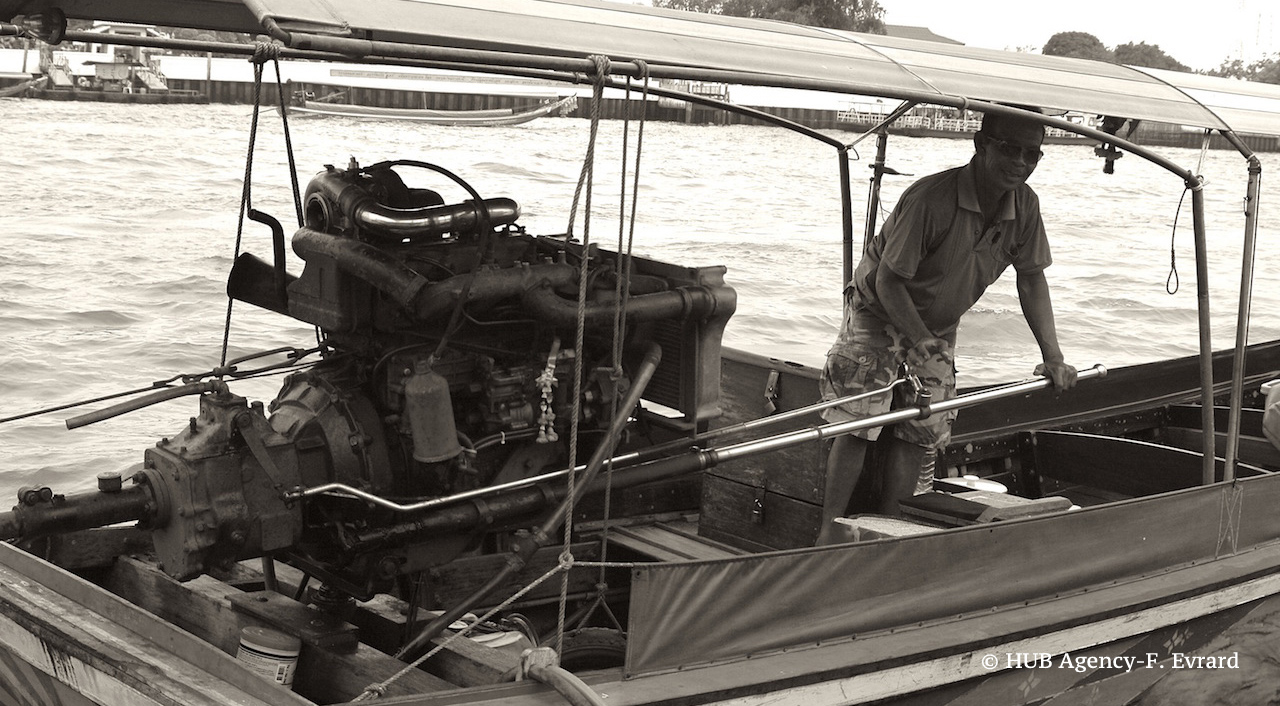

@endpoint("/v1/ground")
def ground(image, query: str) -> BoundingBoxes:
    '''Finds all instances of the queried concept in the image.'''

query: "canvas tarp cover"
[624,474,1280,676]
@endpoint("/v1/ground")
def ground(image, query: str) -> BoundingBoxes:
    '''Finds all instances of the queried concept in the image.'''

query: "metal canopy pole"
[840,147,854,287]
[862,130,890,270]
[1190,179,1216,485]
[842,101,916,284]
[1221,132,1264,483]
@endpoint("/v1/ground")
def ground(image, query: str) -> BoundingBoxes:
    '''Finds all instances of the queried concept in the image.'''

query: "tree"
[654,0,886,33]
[1041,31,1113,62]
[1208,54,1280,85]
[1211,58,1249,79]
[1113,42,1188,72]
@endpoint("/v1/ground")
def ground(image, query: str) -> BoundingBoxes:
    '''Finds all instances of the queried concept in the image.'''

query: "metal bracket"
[763,369,780,415]
[235,412,290,496]
[228,590,359,651]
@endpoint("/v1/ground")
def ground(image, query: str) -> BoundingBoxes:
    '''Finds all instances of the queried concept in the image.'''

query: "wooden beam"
[103,557,453,703]
[356,593,523,687]
[241,559,526,688]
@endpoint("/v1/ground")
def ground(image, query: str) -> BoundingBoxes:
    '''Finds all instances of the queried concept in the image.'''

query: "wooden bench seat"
[900,490,1075,526]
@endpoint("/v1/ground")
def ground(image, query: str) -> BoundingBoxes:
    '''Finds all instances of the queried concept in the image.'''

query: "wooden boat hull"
[0,644,101,706]
[286,95,577,125]
[0,538,308,706]
[28,88,208,104]
[0,76,46,98]
[2,549,1274,706]
[2,341,1279,705]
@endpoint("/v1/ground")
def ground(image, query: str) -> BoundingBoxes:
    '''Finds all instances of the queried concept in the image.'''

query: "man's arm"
[875,266,951,366]
[1016,269,1077,390]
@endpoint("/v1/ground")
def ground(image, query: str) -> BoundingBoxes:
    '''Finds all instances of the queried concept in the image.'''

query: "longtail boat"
[0,73,44,97]
[285,94,578,125]
[2,1,1280,705]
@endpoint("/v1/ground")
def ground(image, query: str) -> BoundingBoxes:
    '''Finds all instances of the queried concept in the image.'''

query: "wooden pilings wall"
[166,77,838,128]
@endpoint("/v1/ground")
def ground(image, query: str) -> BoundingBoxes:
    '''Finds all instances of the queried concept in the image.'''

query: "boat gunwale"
[0,540,314,706]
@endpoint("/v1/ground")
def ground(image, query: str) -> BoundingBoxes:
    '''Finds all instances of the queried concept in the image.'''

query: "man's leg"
[816,434,870,545]
[878,436,928,516]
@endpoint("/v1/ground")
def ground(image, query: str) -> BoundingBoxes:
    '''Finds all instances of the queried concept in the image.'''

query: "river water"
[2,99,1279,500]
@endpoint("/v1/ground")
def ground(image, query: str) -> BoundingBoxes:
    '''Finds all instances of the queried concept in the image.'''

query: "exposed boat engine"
[1,159,735,600]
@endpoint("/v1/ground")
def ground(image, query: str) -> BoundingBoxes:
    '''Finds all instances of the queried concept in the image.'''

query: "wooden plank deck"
[605,517,749,562]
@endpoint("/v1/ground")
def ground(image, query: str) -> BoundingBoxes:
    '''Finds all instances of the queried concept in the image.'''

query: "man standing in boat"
[816,109,1078,544]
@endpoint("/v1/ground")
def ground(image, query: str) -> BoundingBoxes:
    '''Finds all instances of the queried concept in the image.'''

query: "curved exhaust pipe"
[304,169,519,240]
[354,197,519,239]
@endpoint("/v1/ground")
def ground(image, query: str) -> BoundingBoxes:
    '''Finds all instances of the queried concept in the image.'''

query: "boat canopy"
[6,0,1280,137]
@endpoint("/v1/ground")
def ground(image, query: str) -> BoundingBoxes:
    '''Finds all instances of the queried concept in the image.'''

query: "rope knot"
[251,41,283,64]
[354,683,388,701]
[588,54,611,83]
[558,550,575,570]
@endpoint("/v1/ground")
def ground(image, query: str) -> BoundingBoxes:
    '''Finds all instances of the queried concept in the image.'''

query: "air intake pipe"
[290,228,736,327]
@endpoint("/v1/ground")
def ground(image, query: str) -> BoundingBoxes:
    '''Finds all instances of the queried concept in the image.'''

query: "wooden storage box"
[698,349,828,551]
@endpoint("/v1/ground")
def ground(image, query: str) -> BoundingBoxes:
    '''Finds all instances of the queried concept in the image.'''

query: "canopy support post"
[840,145,854,287]
[1222,134,1263,483]
[842,101,915,285]
[1190,179,1216,485]
[862,128,890,266]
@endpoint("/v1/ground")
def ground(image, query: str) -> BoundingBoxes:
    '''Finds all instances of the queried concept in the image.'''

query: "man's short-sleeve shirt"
[849,160,1051,337]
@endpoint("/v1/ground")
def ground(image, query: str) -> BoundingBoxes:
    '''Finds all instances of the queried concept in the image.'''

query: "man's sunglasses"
[981,134,1044,164]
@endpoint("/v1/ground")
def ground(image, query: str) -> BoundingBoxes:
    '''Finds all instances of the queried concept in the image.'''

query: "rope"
[598,60,649,583]
[353,557,572,701]
[219,41,301,368]
[219,51,269,369]
[1165,130,1214,296]
[1166,189,1186,295]
[565,56,609,238]
[556,52,611,660]
[251,41,282,63]
[1216,483,1244,558]
[269,54,304,228]
[575,559,645,569]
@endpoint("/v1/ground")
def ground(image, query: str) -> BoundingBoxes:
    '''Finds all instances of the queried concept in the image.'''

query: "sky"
[878,0,1276,72]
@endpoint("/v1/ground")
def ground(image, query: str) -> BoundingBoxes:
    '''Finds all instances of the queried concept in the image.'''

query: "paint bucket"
[1262,379,1280,448]
[934,474,1008,494]
[237,626,301,688]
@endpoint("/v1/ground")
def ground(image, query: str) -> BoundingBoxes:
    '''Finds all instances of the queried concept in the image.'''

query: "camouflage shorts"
[818,307,957,448]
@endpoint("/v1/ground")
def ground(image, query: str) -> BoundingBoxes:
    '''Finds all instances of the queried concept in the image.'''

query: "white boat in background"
[286,94,578,125]
[2,1,1280,705]
[0,73,44,96]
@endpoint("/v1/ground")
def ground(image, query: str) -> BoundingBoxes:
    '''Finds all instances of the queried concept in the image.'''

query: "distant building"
[883,25,963,46]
